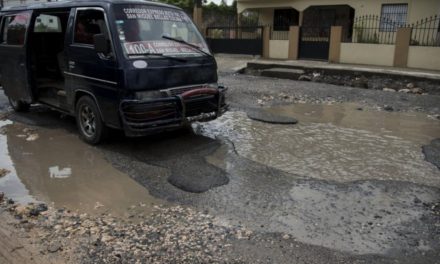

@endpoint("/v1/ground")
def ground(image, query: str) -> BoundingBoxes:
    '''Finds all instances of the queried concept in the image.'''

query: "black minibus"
[0,0,227,144]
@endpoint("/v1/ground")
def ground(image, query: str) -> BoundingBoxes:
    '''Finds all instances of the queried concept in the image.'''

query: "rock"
[101,234,114,243]
[356,107,363,111]
[352,77,368,88]
[383,88,396,92]
[47,242,62,253]
[0,168,10,178]
[247,108,298,125]
[278,93,289,99]
[383,105,394,112]
[298,75,312,81]
[29,203,48,216]
[15,205,30,216]
[414,197,422,204]
[406,83,415,89]
[410,88,423,94]
[427,114,440,120]
[94,202,104,210]
[282,234,290,240]
[398,89,410,93]
[26,134,39,141]
[0,192,4,201]
[312,72,322,82]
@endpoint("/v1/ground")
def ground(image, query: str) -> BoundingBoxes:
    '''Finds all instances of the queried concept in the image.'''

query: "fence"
[205,26,263,40]
[202,9,261,28]
[348,15,400,44]
[410,15,440,47]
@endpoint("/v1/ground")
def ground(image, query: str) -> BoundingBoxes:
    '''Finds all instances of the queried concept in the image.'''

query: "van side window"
[1,12,31,45]
[74,9,108,45]
[34,14,62,33]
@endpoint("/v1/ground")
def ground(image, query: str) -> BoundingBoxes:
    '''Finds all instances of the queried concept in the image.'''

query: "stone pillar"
[193,5,203,30]
[329,26,343,63]
[394,27,412,68]
[298,11,304,26]
[288,26,300,60]
[262,26,270,58]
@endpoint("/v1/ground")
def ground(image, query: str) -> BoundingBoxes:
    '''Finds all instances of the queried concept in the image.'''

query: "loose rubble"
[0,193,254,264]
[245,68,439,95]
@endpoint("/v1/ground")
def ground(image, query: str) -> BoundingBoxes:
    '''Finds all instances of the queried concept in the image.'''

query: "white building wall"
[2,0,52,8]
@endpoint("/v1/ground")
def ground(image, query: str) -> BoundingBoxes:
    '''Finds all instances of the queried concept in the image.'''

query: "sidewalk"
[214,54,440,81]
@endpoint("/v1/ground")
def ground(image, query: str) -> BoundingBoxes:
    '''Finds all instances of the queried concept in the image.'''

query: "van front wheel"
[8,97,30,112]
[75,96,107,145]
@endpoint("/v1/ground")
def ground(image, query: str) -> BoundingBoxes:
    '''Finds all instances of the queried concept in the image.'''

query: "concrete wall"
[339,43,395,67]
[407,46,440,71]
[2,0,44,7]
[269,40,289,59]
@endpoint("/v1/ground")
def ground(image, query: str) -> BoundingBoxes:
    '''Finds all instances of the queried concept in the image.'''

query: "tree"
[159,0,205,13]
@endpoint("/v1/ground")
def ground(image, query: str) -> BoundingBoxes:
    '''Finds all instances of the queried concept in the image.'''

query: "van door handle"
[68,61,75,69]
[19,63,25,67]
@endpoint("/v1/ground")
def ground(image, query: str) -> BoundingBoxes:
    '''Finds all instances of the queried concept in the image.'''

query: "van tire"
[8,97,30,112]
[75,96,107,145]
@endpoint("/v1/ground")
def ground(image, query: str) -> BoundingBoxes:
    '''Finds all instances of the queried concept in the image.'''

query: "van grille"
[161,86,203,97]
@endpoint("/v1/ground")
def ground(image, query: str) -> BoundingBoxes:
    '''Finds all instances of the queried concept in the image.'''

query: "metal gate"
[206,26,263,55]
[298,26,330,60]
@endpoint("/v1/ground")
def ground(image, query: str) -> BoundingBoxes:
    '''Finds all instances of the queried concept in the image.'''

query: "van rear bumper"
[119,87,228,137]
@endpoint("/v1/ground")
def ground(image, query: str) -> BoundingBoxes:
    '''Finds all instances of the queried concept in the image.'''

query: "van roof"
[0,0,179,12]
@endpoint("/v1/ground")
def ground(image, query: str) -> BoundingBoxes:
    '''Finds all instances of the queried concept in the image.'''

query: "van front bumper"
[120,87,228,137]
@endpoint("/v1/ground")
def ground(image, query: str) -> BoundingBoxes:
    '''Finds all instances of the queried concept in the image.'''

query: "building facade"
[1,0,55,8]
[234,0,440,70]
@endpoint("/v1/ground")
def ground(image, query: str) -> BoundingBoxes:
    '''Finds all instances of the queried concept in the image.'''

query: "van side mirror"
[93,34,110,55]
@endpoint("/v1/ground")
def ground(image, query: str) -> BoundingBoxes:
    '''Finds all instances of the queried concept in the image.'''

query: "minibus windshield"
[113,5,210,58]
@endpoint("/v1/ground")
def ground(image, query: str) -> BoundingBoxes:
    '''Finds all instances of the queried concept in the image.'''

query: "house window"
[273,9,298,31]
[380,4,408,32]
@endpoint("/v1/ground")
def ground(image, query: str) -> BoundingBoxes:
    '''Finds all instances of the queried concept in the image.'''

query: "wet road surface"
[0,119,164,217]
[0,87,439,262]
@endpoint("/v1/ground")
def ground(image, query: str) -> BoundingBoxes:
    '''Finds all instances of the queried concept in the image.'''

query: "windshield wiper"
[162,35,213,58]
[128,52,187,62]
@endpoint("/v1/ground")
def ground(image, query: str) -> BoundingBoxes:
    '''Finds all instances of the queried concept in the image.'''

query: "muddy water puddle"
[194,104,440,255]
[197,103,440,186]
[0,122,165,217]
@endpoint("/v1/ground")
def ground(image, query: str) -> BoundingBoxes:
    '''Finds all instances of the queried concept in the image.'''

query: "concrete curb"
[246,61,440,82]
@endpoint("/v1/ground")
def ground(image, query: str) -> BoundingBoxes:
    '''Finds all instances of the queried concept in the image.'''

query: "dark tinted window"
[273,9,298,31]
[74,9,107,45]
[1,12,31,45]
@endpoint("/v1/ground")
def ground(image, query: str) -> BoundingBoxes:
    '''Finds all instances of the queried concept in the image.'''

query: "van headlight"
[135,91,163,100]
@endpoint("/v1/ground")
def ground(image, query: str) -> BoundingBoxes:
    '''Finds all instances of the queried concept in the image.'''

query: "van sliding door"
[0,11,33,103]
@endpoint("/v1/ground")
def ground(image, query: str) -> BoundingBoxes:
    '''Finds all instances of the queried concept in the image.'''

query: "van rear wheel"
[75,96,107,145]
[8,97,30,112]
